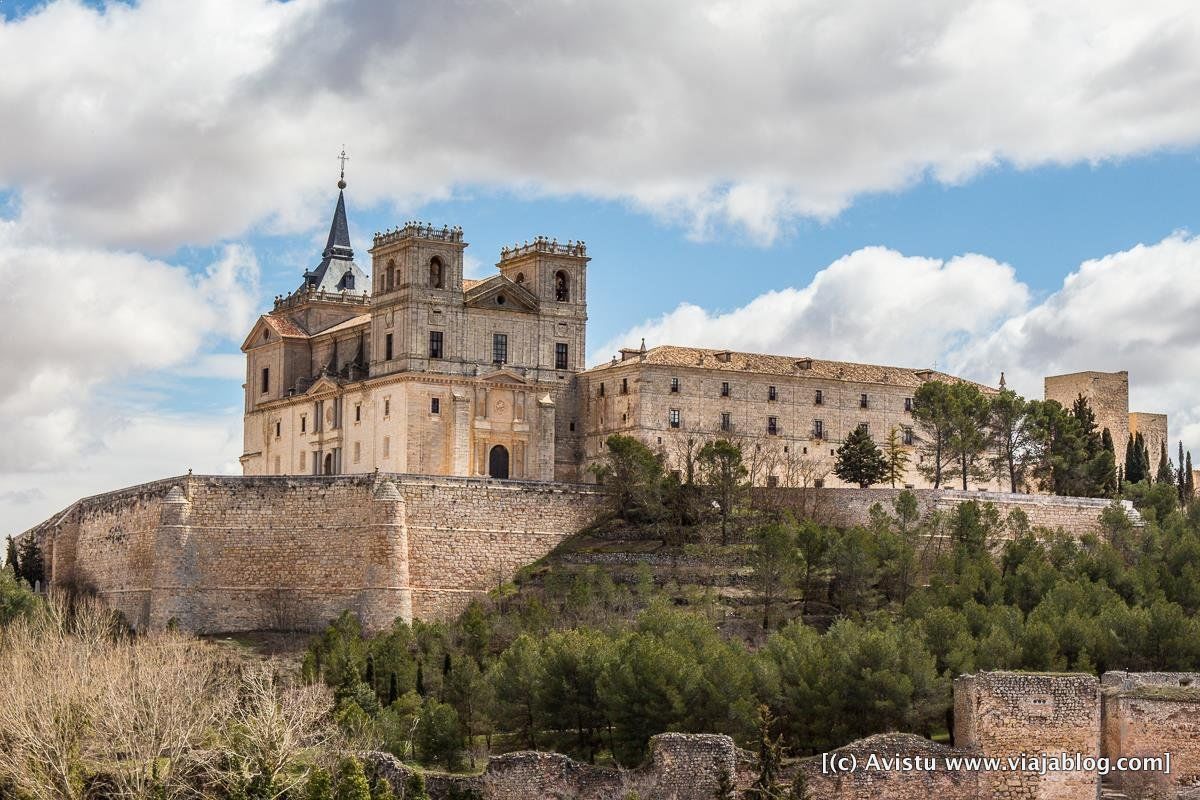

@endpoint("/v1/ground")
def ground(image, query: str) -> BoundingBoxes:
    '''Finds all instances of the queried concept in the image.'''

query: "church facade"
[241,182,1167,491]
[240,181,588,482]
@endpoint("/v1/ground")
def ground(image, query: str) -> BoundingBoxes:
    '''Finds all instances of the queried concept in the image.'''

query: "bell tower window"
[385,260,395,292]
[430,257,444,289]
[555,270,570,301]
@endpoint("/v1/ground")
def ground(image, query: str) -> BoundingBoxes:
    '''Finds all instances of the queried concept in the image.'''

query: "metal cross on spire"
[337,146,349,189]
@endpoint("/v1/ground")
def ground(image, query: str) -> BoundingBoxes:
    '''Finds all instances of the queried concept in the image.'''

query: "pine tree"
[833,426,889,488]
[15,537,43,589]
[1157,440,1174,486]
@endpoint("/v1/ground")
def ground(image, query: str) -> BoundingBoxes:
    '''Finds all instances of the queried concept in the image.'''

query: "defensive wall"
[18,478,1139,635]
[755,486,1140,537]
[20,473,607,633]
[359,670,1200,800]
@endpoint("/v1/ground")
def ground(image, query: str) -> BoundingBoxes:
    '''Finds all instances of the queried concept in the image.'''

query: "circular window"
[497,294,506,305]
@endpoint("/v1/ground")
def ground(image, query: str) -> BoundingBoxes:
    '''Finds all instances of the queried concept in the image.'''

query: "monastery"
[240,177,1168,490]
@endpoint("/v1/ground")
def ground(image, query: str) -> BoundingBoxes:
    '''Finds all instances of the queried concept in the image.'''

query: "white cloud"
[4,0,1200,247]
[598,233,1200,456]
[3,410,242,536]
[591,246,1030,368]
[0,226,259,479]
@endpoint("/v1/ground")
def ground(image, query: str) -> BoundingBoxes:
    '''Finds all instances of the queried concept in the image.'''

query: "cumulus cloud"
[591,247,1030,368]
[0,226,260,474]
[598,234,1200,454]
[4,0,1200,247]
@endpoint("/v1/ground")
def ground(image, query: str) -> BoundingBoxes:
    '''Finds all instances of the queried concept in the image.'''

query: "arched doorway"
[488,445,510,479]
[323,453,334,475]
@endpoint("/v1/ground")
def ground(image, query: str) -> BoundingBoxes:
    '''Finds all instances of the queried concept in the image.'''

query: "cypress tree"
[1100,428,1118,496]
[1187,451,1195,503]
[387,672,398,705]
[334,757,371,800]
[1124,434,1137,485]
[4,537,18,577]
[1157,440,1174,486]
[416,662,426,697]
[1180,441,1188,501]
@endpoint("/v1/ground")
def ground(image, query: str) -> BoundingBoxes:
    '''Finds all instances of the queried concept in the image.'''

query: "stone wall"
[754,486,1140,538]
[367,733,741,800]
[955,672,1100,800]
[1102,671,1200,789]
[25,473,606,634]
[798,733,981,800]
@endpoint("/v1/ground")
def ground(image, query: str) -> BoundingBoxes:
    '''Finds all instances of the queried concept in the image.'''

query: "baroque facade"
[240,179,588,482]
[241,181,1169,490]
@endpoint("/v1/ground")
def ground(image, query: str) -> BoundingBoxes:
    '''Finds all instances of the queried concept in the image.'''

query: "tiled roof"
[463,278,484,291]
[263,315,309,338]
[585,345,995,391]
[313,313,371,337]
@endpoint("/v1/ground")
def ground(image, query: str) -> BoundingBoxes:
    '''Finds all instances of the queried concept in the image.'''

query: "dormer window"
[430,257,445,289]
[555,270,570,301]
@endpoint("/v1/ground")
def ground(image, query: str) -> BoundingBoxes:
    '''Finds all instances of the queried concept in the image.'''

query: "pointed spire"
[999,371,1007,389]
[322,188,353,262]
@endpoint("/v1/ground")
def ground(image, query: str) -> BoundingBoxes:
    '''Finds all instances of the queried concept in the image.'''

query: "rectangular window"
[767,416,778,435]
[555,342,569,370]
[814,478,825,489]
[383,436,390,458]
[720,412,732,432]
[300,415,307,434]
[767,475,779,488]
[768,385,777,401]
[669,409,681,429]
[813,419,824,439]
[355,403,361,423]
[274,421,281,438]
[599,382,606,397]
[721,381,730,397]
[260,367,269,394]
[859,422,869,435]
[429,330,444,359]
[621,377,629,395]
[860,393,869,409]
[354,442,361,463]
[384,398,390,417]
[904,396,913,412]
[300,451,306,470]
[492,333,508,364]
[385,333,394,361]
[670,377,680,393]
[431,398,440,414]
[903,426,914,446]
[815,389,823,405]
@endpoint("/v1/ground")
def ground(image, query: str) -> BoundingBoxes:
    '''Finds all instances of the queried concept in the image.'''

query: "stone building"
[1044,370,1169,472]
[240,177,589,482]
[239,178,1169,492]
[578,344,1000,490]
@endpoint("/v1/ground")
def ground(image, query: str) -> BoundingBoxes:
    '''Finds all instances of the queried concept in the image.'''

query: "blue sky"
[4,0,1200,532]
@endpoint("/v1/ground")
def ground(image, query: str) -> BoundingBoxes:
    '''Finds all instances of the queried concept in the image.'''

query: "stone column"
[452,390,471,477]
[360,480,413,631]
[149,485,195,631]
[536,393,556,481]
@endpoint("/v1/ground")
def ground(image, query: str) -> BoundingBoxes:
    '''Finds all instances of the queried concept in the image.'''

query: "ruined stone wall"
[1101,671,1200,788]
[798,733,981,800]
[27,473,606,634]
[955,672,1100,800]
[754,486,1137,537]
[369,734,741,800]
